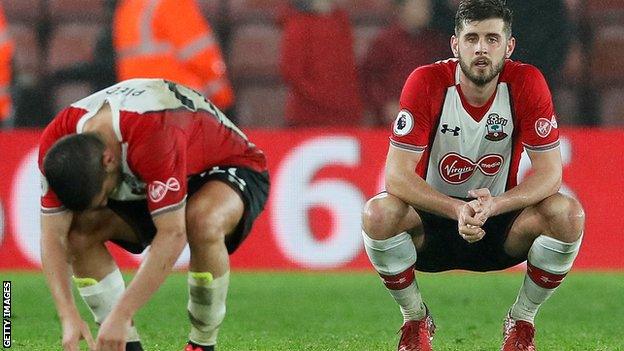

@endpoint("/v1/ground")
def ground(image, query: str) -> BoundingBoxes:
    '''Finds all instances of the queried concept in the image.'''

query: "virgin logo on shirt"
[439,153,503,184]
[148,177,181,203]
[535,115,558,138]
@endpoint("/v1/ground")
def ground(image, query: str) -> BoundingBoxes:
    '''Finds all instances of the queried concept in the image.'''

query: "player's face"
[452,18,514,87]
[89,171,120,209]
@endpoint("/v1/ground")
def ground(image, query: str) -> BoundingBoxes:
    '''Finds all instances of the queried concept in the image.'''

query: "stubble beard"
[458,53,506,87]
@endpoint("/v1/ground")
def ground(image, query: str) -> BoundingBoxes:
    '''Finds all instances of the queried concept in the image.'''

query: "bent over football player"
[39,79,269,351]
[361,1,584,350]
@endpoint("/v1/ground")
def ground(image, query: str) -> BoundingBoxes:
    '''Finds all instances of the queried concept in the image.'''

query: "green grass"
[4,271,624,350]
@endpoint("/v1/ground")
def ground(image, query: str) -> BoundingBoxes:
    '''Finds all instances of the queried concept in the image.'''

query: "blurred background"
[0,0,621,129]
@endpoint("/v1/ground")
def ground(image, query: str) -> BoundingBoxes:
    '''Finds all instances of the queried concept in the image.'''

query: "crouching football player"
[361,1,584,350]
[39,79,269,351]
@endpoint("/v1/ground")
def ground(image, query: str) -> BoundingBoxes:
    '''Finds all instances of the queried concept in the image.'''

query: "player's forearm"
[40,215,80,320]
[110,229,186,320]
[386,170,464,220]
[494,167,561,215]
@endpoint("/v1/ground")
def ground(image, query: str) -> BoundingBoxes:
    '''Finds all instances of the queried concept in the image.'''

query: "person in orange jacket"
[113,0,234,111]
[0,4,13,124]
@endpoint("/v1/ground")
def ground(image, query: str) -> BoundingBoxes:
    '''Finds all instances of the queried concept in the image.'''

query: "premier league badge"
[485,113,508,141]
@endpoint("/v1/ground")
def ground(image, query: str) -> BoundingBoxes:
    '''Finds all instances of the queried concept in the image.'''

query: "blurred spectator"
[113,0,234,111]
[361,0,449,125]
[505,0,572,88]
[279,0,363,127]
[0,4,13,125]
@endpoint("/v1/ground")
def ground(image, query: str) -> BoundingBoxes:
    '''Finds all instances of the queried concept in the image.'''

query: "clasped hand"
[457,188,495,243]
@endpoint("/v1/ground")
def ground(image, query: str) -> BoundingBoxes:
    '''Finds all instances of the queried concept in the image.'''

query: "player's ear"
[450,35,459,57]
[505,36,516,58]
[102,148,117,172]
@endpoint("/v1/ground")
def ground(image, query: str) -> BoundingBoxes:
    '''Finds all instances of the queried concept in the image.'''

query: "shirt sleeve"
[38,115,68,214]
[389,67,435,152]
[129,128,188,217]
[515,65,560,151]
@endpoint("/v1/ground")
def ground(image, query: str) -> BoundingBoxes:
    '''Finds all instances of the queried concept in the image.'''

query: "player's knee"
[362,195,406,239]
[66,229,99,257]
[186,211,231,245]
[538,193,585,242]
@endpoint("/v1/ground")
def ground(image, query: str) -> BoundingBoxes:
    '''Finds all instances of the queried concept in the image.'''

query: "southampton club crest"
[485,113,508,141]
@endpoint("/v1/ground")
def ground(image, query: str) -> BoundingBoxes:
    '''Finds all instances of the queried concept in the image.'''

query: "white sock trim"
[362,230,416,275]
[75,269,140,342]
[76,268,124,296]
[188,271,230,288]
[528,234,582,274]
[362,231,412,251]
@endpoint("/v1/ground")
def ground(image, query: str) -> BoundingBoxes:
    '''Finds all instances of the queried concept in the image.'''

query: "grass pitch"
[4,271,623,350]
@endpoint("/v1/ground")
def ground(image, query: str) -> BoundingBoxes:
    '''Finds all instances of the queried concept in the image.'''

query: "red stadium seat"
[585,0,624,20]
[47,23,101,71]
[197,0,221,24]
[8,24,41,80]
[599,86,624,126]
[47,0,106,23]
[229,23,281,83]
[0,0,43,23]
[338,0,393,25]
[353,24,382,63]
[229,0,283,24]
[590,24,624,87]
[51,82,92,114]
[235,83,286,127]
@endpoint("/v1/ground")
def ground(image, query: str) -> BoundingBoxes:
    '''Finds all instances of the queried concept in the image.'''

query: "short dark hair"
[43,133,106,211]
[455,0,513,38]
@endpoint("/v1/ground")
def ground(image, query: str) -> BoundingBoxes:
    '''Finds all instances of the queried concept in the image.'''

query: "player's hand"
[96,313,129,351]
[468,188,496,223]
[457,200,486,243]
[61,313,96,351]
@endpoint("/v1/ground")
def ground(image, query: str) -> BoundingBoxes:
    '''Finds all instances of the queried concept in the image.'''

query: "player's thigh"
[504,193,584,258]
[503,204,546,258]
[186,180,245,244]
[69,208,139,249]
[362,192,424,245]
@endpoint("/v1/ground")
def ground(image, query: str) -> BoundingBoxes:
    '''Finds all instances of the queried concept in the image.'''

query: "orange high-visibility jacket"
[0,6,13,121]
[113,0,234,110]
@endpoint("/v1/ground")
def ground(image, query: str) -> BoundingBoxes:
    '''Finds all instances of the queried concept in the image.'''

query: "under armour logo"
[441,124,461,136]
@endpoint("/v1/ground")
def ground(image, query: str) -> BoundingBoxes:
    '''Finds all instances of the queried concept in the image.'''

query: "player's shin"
[511,234,582,323]
[362,230,425,321]
[187,271,229,347]
[73,268,141,343]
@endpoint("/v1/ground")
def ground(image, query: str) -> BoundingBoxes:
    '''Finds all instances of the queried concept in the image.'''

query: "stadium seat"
[599,87,624,126]
[585,0,624,23]
[229,23,281,83]
[0,0,43,23]
[47,24,101,72]
[197,0,222,24]
[353,24,382,63]
[47,0,106,23]
[235,83,286,127]
[338,0,392,25]
[229,0,283,24]
[51,82,93,114]
[590,24,624,87]
[553,88,580,125]
[8,24,41,82]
